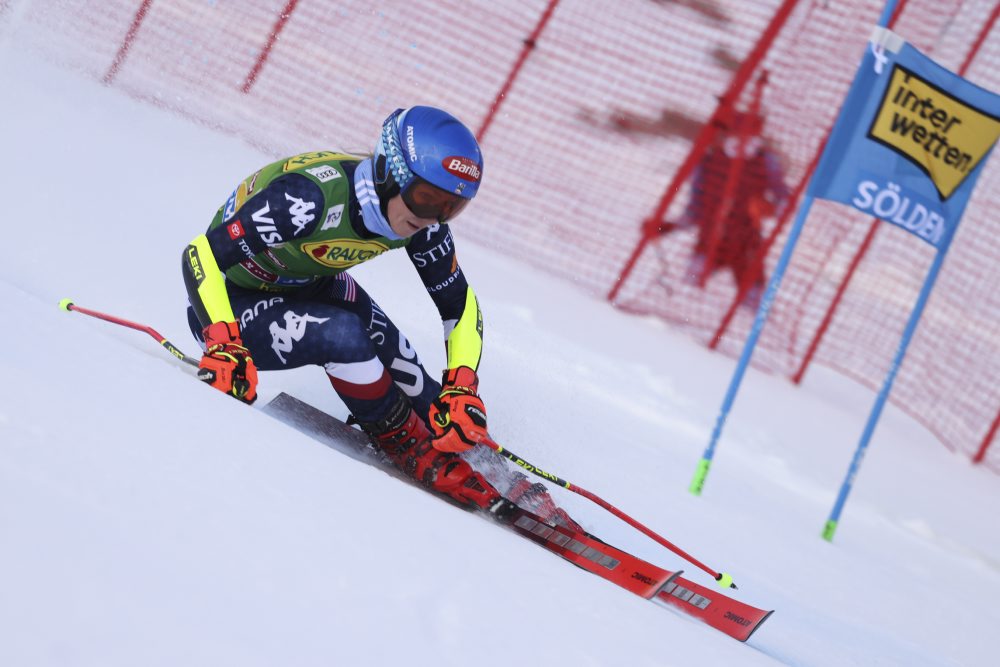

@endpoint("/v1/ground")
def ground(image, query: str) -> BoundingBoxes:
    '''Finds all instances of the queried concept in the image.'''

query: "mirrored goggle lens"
[401,179,471,222]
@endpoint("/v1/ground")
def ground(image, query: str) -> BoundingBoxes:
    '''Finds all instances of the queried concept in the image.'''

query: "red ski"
[507,511,772,641]
[263,392,773,642]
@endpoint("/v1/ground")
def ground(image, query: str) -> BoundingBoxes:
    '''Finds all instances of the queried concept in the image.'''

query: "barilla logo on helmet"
[443,156,481,182]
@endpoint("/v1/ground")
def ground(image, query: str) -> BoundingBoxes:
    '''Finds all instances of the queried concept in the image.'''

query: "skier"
[678,109,789,309]
[181,106,511,515]
[611,106,789,308]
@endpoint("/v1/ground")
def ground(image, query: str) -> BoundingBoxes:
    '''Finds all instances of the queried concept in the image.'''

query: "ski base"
[263,392,773,642]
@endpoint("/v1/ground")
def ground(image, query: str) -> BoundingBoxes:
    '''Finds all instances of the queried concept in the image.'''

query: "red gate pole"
[607,0,802,303]
[961,1,1000,75]
[241,0,300,94]
[476,0,561,144]
[103,0,154,84]
[967,1,1000,464]
[973,408,1000,464]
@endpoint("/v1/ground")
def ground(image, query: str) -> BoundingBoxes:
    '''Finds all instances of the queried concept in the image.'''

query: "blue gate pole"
[689,195,817,495]
[822,242,950,541]
[689,0,900,497]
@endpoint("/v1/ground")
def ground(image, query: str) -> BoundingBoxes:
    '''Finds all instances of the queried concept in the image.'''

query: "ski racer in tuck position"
[182,106,521,516]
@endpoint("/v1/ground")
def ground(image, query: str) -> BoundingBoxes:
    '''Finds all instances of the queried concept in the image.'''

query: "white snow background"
[2,33,999,667]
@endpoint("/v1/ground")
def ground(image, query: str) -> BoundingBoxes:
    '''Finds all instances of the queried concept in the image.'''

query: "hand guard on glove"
[429,366,487,452]
[197,321,258,404]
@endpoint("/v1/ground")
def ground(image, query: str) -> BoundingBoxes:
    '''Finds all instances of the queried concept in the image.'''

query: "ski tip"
[58,298,75,312]
[716,571,736,589]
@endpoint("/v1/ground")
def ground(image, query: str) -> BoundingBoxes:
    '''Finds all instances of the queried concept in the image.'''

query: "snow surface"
[2,40,1000,667]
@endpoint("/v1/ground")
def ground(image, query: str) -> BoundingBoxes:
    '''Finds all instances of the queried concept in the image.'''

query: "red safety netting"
[5,0,997,470]
[609,0,1000,472]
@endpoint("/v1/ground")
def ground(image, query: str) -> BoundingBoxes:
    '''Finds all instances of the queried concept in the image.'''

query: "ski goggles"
[400,175,471,223]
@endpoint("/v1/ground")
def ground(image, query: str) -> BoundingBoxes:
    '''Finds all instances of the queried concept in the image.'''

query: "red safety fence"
[5,0,997,471]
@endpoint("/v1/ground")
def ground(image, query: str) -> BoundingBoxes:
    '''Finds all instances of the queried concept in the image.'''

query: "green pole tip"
[58,298,75,312]
[716,572,735,589]
[689,458,711,496]
[822,520,838,542]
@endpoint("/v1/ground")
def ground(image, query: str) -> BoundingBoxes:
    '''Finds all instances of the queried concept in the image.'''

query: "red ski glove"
[197,321,258,404]
[429,366,488,452]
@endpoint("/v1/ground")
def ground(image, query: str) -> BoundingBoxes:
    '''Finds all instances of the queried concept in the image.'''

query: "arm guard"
[182,233,236,328]
[444,286,483,371]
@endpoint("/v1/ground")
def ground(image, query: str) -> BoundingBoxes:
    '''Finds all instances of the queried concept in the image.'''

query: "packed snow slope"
[2,44,999,667]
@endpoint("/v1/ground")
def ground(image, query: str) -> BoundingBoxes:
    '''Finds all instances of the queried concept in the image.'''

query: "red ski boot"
[359,396,513,517]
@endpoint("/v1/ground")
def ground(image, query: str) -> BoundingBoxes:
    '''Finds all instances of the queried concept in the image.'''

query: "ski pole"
[58,298,199,367]
[57,297,737,587]
[481,435,737,589]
